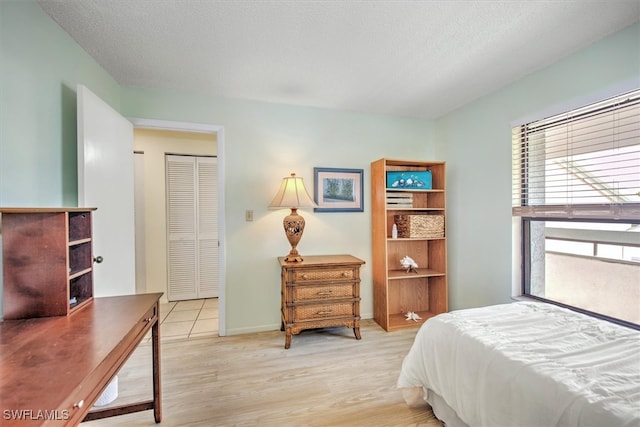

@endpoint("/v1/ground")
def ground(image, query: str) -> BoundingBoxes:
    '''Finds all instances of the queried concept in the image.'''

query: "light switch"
[245,210,253,221]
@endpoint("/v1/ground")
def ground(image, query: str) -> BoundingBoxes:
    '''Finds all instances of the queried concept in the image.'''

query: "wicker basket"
[394,214,444,238]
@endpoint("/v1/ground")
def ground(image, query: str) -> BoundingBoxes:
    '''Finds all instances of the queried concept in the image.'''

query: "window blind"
[512,89,640,221]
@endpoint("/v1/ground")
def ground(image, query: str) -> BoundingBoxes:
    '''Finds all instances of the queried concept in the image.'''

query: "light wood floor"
[84,319,444,426]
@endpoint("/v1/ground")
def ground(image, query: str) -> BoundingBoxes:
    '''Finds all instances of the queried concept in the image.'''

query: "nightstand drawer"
[293,283,354,302]
[293,267,355,283]
[294,302,355,321]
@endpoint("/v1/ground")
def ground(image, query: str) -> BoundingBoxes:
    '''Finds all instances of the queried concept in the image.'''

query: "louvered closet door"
[166,155,218,301]
[197,157,218,298]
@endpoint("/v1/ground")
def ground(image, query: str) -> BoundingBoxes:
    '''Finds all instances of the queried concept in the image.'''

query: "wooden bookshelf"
[371,159,448,331]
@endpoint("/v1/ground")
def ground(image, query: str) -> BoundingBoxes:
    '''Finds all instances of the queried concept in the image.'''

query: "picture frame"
[313,167,364,212]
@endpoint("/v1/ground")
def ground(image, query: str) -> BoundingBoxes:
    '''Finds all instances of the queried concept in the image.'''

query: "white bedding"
[397,301,640,427]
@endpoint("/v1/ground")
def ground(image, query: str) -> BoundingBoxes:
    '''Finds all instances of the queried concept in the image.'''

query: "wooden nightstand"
[279,254,365,349]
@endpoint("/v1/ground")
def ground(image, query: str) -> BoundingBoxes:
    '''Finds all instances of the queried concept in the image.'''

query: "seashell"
[405,311,422,322]
[400,255,419,273]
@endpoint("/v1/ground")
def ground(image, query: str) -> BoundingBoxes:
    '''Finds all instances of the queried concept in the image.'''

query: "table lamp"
[268,172,317,262]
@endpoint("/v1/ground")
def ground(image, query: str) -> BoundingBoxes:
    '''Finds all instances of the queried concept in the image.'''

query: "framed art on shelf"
[313,167,364,212]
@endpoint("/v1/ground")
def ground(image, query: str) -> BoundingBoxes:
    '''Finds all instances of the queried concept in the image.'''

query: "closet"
[166,155,218,300]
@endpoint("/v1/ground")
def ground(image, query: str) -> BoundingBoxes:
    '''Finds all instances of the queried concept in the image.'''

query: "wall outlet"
[245,210,253,221]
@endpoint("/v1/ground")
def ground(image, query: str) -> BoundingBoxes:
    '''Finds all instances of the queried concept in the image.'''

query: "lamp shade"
[268,173,317,209]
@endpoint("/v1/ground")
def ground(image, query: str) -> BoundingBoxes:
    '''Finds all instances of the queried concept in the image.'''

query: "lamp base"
[283,208,306,262]
[284,253,304,262]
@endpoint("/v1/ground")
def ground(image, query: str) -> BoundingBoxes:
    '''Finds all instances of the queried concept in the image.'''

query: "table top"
[0,293,162,425]
[278,254,365,267]
[0,207,97,213]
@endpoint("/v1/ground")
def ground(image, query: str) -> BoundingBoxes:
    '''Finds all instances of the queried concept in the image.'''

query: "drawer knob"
[302,274,309,279]
[73,400,84,409]
[341,272,348,277]
[145,317,153,323]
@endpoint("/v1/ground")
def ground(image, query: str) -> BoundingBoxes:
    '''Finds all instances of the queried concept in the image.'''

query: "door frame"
[129,118,226,337]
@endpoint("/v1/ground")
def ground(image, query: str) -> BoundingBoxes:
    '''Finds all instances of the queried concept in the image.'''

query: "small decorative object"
[313,167,364,212]
[386,192,413,208]
[392,223,398,239]
[386,171,432,189]
[405,311,422,322]
[394,214,445,238]
[400,255,418,273]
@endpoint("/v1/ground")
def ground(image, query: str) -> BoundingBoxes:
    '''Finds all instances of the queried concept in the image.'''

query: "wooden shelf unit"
[371,159,448,331]
[1,207,97,319]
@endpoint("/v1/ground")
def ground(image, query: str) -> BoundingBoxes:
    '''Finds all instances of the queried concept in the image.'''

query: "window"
[512,89,640,328]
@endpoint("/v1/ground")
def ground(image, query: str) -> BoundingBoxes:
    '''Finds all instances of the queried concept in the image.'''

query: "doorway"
[130,119,226,336]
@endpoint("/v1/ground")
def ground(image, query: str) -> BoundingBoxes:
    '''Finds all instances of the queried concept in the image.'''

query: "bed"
[397,301,640,427]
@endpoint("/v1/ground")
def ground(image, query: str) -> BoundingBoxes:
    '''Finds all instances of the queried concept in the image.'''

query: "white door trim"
[129,118,226,337]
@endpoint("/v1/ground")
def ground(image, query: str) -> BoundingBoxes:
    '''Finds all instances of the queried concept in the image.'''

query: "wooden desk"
[0,293,162,426]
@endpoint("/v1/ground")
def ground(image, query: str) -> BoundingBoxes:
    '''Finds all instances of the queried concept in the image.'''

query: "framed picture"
[313,167,364,212]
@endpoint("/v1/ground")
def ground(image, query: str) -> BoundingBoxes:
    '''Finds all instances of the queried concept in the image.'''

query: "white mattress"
[397,301,640,427]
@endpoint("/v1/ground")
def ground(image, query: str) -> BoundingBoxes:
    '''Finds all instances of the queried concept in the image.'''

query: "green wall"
[119,88,436,334]
[0,1,436,331]
[435,22,640,311]
[0,1,122,318]
[1,1,638,332]
[0,1,121,207]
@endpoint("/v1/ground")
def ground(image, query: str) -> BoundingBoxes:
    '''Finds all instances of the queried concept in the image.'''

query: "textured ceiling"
[38,0,640,119]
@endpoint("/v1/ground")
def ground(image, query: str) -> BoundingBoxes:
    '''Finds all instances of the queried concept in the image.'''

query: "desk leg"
[152,317,162,423]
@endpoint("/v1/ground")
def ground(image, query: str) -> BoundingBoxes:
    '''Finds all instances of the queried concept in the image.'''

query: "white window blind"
[512,89,640,221]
